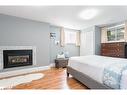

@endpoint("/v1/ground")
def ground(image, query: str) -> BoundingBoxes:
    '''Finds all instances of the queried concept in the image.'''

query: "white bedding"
[68,55,127,89]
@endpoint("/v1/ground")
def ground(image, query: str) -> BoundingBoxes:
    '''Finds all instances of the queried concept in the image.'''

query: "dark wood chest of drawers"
[101,42,127,58]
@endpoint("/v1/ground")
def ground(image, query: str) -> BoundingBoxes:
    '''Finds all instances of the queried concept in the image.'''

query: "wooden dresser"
[101,42,127,58]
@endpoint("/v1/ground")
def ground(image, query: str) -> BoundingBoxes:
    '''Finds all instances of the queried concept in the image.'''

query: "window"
[65,31,76,44]
[107,24,125,42]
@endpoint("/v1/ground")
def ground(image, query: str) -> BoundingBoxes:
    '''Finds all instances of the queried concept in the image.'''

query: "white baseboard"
[49,63,55,67]
[0,65,50,78]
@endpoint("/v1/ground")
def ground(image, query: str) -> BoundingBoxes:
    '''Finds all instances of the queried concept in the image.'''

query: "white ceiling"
[0,6,127,30]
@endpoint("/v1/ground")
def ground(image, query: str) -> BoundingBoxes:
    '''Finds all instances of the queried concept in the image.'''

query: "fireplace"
[3,50,33,69]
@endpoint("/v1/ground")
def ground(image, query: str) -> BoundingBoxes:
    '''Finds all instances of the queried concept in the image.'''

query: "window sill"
[102,39,126,43]
[65,43,76,45]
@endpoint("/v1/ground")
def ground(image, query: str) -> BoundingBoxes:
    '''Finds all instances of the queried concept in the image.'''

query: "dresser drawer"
[101,42,126,58]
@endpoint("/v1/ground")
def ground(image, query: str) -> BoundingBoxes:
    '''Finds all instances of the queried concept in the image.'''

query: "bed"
[67,55,127,89]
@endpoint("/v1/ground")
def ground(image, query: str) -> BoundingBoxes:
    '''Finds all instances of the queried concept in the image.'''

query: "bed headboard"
[101,42,127,58]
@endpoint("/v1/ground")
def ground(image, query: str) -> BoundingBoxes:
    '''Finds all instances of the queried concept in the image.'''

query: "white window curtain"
[60,27,65,47]
[101,27,108,43]
[60,28,80,47]
[76,31,80,46]
[124,21,127,41]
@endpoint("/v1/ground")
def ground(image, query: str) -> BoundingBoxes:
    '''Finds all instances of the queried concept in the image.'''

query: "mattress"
[68,55,127,89]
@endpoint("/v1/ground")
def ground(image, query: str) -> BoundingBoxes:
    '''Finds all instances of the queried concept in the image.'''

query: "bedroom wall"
[0,14,50,71]
[50,25,80,63]
[0,14,80,72]
[95,26,101,55]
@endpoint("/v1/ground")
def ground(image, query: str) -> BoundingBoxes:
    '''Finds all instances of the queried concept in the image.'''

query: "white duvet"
[68,55,127,89]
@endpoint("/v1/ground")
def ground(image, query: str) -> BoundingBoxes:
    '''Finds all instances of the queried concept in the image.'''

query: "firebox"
[3,50,33,69]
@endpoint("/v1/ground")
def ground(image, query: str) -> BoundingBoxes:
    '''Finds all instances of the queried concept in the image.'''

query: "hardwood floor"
[13,68,88,89]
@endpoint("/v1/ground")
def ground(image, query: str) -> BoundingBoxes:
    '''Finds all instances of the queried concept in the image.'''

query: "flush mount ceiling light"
[79,9,98,20]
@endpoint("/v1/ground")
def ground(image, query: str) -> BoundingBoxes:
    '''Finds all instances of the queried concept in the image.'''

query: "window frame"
[107,24,125,42]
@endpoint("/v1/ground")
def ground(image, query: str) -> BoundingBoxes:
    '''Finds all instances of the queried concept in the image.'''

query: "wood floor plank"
[13,68,89,89]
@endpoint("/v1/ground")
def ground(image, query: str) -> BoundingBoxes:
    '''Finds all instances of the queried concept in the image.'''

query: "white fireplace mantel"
[0,46,36,71]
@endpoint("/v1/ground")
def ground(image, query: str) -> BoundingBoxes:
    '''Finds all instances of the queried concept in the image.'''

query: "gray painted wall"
[95,26,101,55]
[50,26,80,63]
[0,14,50,71]
[0,14,80,72]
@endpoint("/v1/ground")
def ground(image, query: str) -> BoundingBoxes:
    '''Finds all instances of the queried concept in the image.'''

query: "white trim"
[107,23,125,30]
[104,40,126,43]
[49,63,55,67]
[0,65,50,78]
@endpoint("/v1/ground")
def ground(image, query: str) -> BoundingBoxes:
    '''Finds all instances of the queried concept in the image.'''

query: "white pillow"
[57,54,65,59]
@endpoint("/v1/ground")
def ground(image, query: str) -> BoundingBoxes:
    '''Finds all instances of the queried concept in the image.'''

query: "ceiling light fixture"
[79,9,98,20]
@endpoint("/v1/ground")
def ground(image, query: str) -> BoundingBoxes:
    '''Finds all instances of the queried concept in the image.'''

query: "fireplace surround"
[3,50,33,69]
[0,46,36,71]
